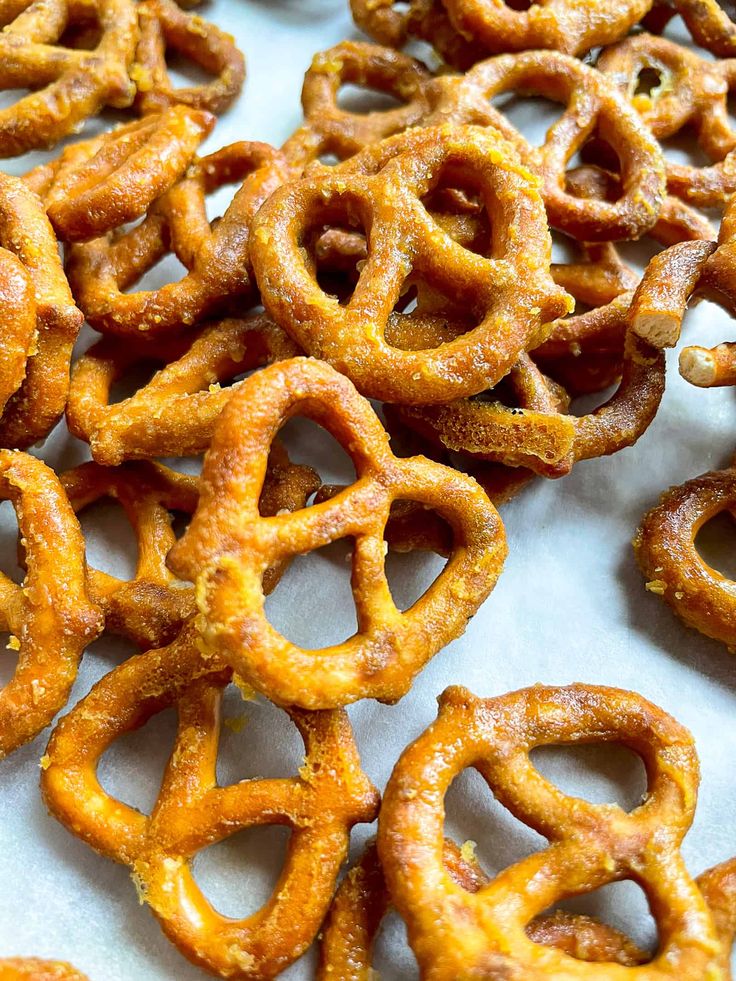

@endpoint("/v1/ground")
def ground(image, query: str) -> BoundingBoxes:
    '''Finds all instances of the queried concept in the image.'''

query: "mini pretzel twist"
[168,357,507,709]
[132,0,246,115]
[597,35,736,209]
[24,106,215,242]
[41,621,380,980]
[420,51,666,242]
[252,124,571,404]
[66,314,301,465]
[0,450,102,760]
[634,461,736,650]
[378,683,721,979]
[0,0,138,158]
[66,141,290,336]
[0,173,84,449]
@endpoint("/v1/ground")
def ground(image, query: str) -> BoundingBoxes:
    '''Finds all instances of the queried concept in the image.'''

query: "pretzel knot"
[25,106,215,243]
[252,125,571,405]
[378,683,721,979]
[0,173,84,448]
[41,622,380,980]
[634,464,736,650]
[0,451,102,759]
[0,0,138,158]
[168,357,507,709]
[66,141,290,337]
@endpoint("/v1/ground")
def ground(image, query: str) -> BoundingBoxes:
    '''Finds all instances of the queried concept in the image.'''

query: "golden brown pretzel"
[0,451,102,759]
[41,621,379,980]
[634,462,736,649]
[66,314,300,465]
[648,0,736,58]
[66,141,289,337]
[378,683,720,979]
[0,173,84,449]
[132,0,245,115]
[0,0,138,158]
[0,249,36,421]
[168,357,507,709]
[0,960,88,980]
[252,124,571,404]
[597,35,736,209]
[25,106,215,242]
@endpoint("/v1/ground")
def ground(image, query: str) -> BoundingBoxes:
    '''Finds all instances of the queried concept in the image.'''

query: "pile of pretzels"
[1,0,736,977]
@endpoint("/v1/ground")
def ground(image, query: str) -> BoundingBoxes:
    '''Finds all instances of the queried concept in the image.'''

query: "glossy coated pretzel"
[378,683,719,979]
[0,173,84,449]
[252,125,571,404]
[0,247,36,421]
[421,50,666,242]
[66,141,289,336]
[24,106,214,242]
[66,314,300,465]
[0,451,102,760]
[168,357,507,709]
[597,35,736,208]
[0,0,138,158]
[634,462,736,649]
[318,838,646,979]
[41,622,379,980]
[132,0,246,115]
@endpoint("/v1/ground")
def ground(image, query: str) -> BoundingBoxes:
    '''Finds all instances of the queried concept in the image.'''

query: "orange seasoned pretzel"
[66,314,300,465]
[419,51,666,242]
[0,249,36,420]
[282,41,432,172]
[252,125,571,404]
[41,621,379,980]
[441,0,651,57]
[132,0,245,115]
[318,839,647,979]
[634,461,736,649]
[168,357,507,709]
[24,106,214,243]
[378,683,720,980]
[0,0,138,158]
[597,35,736,209]
[0,451,102,759]
[66,141,289,337]
[0,173,84,449]
[0,960,88,980]
[647,0,736,58]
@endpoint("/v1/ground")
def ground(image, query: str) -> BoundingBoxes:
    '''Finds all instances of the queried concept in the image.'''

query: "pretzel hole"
[301,202,370,306]
[504,0,535,8]
[695,511,736,579]
[384,505,448,611]
[265,538,359,648]
[108,357,166,404]
[658,132,712,168]
[490,94,568,148]
[337,84,405,115]
[165,49,217,91]
[634,68,665,99]
[530,744,647,811]
[121,250,189,295]
[58,12,103,50]
[277,416,357,485]
[78,498,139,581]
[98,705,178,814]
[545,881,657,960]
[192,825,291,918]
[216,688,303,783]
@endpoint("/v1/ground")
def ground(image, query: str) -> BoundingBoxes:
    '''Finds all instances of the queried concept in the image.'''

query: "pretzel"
[0,173,84,449]
[597,35,736,209]
[0,960,88,980]
[634,462,736,649]
[251,125,572,405]
[41,620,380,980]
[0,451,102,759]
[318,839,647,979]
[66,314,300,465]
[167,357,507,709]
[25,106,215,243]
[378,683,721,979]
[0,0,138,158]
[418,51,666,242]
[66,141,289,337]
[0,249,36,420]
[282,41,432,172]
[441,0,651,57]
[132,0,246,115]
[647,0,736,58]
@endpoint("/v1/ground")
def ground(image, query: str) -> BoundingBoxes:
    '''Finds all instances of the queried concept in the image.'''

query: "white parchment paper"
[1,3,736,978]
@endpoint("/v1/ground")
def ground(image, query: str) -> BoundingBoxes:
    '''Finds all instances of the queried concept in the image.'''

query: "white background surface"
[1,2,736,978]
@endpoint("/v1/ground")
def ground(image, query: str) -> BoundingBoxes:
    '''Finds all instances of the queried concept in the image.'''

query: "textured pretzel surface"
[378,683,720,979]
[0,959,89,980]
[41,621,379,980]
[168,357,507,709]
